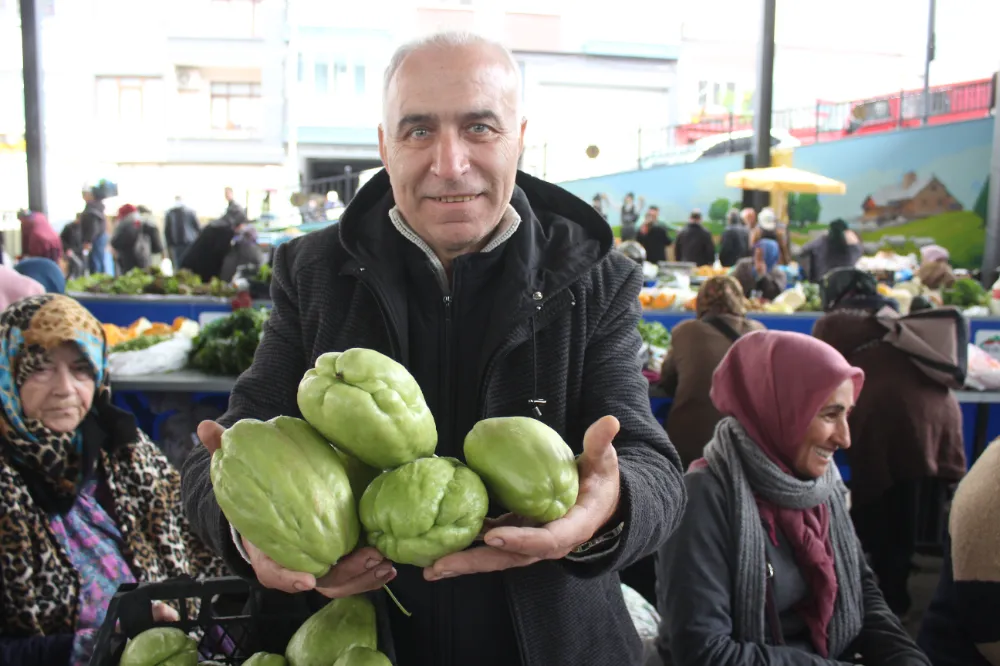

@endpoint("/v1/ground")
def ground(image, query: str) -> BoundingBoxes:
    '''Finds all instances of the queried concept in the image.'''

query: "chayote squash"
[297,349,437,470]
[332,647,392,666]
[118,627,197,666]
[210,416,359,577]
[243,653,288,666]
[464,416,579,523]
[359,457,489,567]
[285,595,377,666]
[334,447,381,505]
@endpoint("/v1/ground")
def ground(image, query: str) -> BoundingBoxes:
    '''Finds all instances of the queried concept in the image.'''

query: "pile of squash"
[102,317,195,348]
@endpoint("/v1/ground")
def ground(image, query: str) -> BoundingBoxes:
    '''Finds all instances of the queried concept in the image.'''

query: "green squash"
[118,627,197,666]
[285,596,377,666]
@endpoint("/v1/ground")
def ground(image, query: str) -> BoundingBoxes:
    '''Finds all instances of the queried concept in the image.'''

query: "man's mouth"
[431,195,479,203]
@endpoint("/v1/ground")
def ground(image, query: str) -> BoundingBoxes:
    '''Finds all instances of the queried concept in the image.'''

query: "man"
[179,209,247,282]
[182,31,685,666]
[79,185,109,274]
[224,186,245,223]
[592,192,608,220]
[110,203,164,272]
[635,205,671,264]
[165,195,201,265]
[673,209,715,267]
[718,208,750,267]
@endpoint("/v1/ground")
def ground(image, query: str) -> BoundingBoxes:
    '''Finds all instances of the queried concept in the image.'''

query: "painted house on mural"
[861,171,963,224]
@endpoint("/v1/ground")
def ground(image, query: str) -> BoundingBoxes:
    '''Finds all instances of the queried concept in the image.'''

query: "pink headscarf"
[919,244,949,265]
[709,330,864,656]
[19,212,63,263]
[710,330,864,473]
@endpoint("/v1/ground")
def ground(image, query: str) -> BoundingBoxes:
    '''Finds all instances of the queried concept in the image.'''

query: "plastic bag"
[966,343,1000,391]
[108,336,193,377]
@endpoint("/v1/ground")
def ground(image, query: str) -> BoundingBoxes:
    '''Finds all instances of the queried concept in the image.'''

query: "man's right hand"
[197,420,397,597]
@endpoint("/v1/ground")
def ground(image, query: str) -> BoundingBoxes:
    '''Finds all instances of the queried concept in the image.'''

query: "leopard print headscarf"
[0,295,226,635]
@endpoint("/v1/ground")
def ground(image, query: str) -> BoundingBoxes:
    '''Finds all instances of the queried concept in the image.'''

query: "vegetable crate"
[88,576,309,666]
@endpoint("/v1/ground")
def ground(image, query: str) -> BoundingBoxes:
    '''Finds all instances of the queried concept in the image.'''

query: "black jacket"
[79,201,107,244]
[178,219,235,282]
[165,205,200,247]
[656,468,930,666]
[181,169,686,666]
[718,225,750,268]
[674,223,716,267]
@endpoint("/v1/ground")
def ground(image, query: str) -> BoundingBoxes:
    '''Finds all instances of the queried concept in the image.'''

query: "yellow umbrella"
[724,166,847,195]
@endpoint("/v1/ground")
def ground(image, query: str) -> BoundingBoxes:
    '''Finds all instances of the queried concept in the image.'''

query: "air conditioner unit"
[175,66,203,91]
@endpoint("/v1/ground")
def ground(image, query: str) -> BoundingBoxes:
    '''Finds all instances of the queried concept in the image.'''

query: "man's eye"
[469,124,490,133]
[410,128,429,138]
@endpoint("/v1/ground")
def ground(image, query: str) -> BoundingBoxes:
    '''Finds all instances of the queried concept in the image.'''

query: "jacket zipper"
[478,289,576,420]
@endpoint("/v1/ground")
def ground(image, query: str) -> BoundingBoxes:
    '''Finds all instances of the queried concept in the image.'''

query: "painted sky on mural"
[792,118,992,223]
[558,117,993,226]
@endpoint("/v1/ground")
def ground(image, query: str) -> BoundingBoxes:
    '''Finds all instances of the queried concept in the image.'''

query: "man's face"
[225,188,234,202]
[644,209,658,225]
[624,195,634,208]
[379,44,526,260]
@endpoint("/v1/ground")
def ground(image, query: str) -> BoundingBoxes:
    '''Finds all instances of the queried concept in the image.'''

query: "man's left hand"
[424,415,622,581]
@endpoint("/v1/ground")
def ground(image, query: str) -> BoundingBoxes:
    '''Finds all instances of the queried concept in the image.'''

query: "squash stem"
[383,584,411,617]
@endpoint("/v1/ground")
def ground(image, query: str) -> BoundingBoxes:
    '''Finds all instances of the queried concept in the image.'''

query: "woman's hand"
[151,601,179,623]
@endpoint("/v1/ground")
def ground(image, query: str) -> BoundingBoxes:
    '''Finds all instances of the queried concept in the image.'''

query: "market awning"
[724,166,847,195]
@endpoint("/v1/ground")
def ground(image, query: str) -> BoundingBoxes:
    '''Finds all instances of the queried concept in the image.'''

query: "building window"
[315,62,329,94]
[210,81,262,131]
[297,53,305,83]
[354,65,366,95]
[95,77,163,128]
[697,80,708,109]
[333,62,348,94]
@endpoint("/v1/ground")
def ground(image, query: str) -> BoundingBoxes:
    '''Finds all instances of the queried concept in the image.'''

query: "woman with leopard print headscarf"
[0,294,226,666]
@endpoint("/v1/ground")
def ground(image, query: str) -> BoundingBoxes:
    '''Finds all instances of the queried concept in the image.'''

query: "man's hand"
[197,420,397,597]
[424,415,622,581]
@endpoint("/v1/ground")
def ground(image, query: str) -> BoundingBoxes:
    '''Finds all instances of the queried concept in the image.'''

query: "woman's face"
[792,378,855,479]
[20,343,95,433]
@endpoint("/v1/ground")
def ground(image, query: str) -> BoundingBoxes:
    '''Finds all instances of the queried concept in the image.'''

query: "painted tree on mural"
[787,193,822,226]
[709,198,730,222]
[975,178,989,227]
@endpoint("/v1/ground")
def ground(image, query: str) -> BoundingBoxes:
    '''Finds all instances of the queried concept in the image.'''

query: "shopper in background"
[673,209,715,267]
[15,257,66,295]
[718,208,751,268]
[0,294,225,666]
[636,206,672,264]
[813,267,966,619]
[620,192,645,241]
[918,438,1000,666]
[18,210,63,264]
[752,207,792,265]
[656,330,929,666]
[165,196,201,266]
[731,238,787,301]
[219,224,265,282]
[179,208,249,282]
[79,186,109,275]
[799,218,864,283]
[659,276,764,469]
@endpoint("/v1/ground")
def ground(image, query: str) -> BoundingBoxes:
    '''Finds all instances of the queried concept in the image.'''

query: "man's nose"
[430,131,470,180]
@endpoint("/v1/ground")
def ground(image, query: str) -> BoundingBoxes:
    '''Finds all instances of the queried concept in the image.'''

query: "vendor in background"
[917,244,956,292]
[799,219,864,283]
[110,204,164,273]
[659,275,764,469]
[60,215,86,280]
[636,206,672,264]
[655,330,929,666]
[731,238,787,301]
[812,267,966,619]
[620,192,645,241]
[219,224,265,282]
[180,208,249,283]
[0,295,225,666]
[918,438,1000,666]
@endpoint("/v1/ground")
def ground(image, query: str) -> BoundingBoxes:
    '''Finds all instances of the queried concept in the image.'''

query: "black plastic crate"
[89,576,397,666]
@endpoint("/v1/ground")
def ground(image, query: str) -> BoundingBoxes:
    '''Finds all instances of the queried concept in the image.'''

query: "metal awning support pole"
[981,68,1000,287]
[21,0,47,215]
[751,0,777,210]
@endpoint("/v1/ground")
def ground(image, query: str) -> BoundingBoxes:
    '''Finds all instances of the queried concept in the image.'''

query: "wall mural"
[558,117,993,268]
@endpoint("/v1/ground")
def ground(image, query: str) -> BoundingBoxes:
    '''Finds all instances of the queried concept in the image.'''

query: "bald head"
[382,31,522,127]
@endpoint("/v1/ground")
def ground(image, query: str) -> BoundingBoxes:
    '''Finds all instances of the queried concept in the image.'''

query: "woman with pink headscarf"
[654,331,928,665]
[18,210,63,264]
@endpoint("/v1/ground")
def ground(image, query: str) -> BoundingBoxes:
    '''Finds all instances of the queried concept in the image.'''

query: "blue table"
[71,294,273,327]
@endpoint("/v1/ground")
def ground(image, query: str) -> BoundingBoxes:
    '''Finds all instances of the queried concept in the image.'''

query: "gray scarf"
[703,417,864,658]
